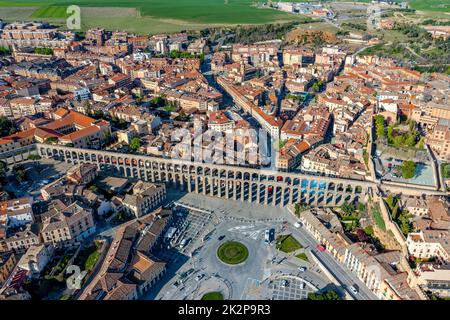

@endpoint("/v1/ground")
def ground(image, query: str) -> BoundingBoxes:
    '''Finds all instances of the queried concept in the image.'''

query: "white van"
[264,230,270,244]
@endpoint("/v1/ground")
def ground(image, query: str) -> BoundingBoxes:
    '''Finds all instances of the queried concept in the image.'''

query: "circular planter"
[217,241,249,265]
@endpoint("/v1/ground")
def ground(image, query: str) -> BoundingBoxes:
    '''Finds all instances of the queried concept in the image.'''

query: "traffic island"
[217,241,249,265]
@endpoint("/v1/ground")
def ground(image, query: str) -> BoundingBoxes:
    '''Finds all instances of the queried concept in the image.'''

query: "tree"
[27,154,41,161]
[0,116,17,137]
[308,290,340,300]
[401,160,417,179]
[129,137,141,151]
[357,202,366,212]
[12,164,27,182]
[374,115,386,139]
[386,194,396,211]
[341,201,356,215]
[391,202,400,220]
[34,47,53,55]
[311,80,324,93]
[0,46,10,55]
[44,137,58,144]
[0,160,7,184]
[397,210,413,236]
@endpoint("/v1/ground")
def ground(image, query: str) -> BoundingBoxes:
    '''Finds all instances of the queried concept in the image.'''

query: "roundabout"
[217,241,249,265]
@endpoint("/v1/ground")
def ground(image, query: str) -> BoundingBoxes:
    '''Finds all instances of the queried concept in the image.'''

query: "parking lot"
[268,276,315,300]
[153,205,214,264]
[3,159,74,198]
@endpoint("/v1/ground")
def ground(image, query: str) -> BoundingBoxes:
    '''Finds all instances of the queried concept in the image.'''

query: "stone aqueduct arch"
[38,144,373,208]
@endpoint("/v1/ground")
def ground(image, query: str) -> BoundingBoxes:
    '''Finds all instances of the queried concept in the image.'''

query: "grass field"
[295,252,309,262]
[276,234,303,253]
[0,0,306,24]
[0,1,447,35]
[372,206,387,232]
[31,5,69,18]
[408,0,450,12]
[0,0,310,34]
[201,291,224,300]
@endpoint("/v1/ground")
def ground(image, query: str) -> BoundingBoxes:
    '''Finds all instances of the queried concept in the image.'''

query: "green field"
[0,0,312,34]
[201,291,224,300]
[409,0,450,12]
[276,234,303,253]
[0,0,306,23]
[0,0,447,35]
[31,5,69,18]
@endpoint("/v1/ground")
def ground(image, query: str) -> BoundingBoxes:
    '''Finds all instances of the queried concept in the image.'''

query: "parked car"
[298,266,306,272]
[195,274,204,281]
[218,235,226,241]
[180,237,191,248]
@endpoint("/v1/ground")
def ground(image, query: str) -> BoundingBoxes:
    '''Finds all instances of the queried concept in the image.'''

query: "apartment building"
[0,252,16,286]
[299,209,419,300]
[122,182,166,218]
[415,263,450,298]
[66,163,97,185]
[41,202,95,248]
[282,47,315,67]
[298,209,350,262]
[406,230,450,263]
[0,197,34,228]
[343,243,419,300]
[208,111,235,132]
[427,118,450,161]
[82,209,171,300]
[17,244,54,275]
[5,228,40,253]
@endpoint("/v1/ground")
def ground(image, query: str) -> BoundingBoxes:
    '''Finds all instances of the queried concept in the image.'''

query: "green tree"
[129,137,141,151]
[27,154,41,161]
[401,160,417,179]
[341,201,356,215]
[0,117,17,137]
[12,164,27,182]
[0,46,10,55]
[308,290,340,300]
[34,47,53,55]
[0,160,7,184]
[391,202,400,220]
[357,202,366,212]
[375,115,386,139]
[386,194,396,210]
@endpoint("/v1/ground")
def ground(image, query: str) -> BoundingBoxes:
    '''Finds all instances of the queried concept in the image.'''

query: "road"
[284,216,379,300]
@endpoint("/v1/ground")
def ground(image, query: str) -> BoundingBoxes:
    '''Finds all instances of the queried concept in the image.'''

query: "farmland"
[32,6,69,18]
[0,0,311,34]
[0,0,447,35]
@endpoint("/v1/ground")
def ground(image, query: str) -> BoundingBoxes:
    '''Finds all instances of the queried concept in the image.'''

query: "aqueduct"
[37,144,375,207]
